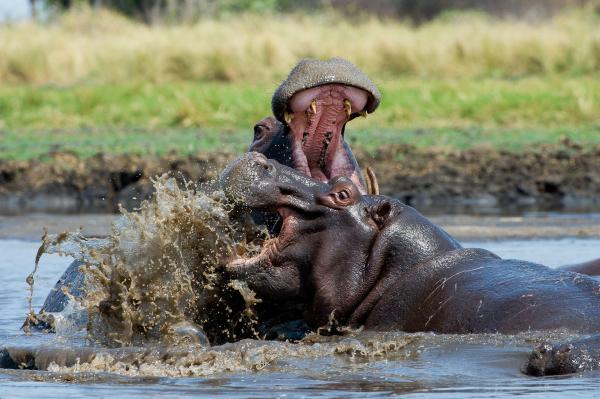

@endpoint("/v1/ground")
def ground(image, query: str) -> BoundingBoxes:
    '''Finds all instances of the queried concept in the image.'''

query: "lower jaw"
[257,220,292,259]
[287,121,366,192]
[292,146,366,193]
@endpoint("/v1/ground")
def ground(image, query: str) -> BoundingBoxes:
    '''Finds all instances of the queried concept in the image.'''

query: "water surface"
[2,237,600,398]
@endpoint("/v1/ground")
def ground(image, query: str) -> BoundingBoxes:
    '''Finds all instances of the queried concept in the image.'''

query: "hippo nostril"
[261,162,275,174]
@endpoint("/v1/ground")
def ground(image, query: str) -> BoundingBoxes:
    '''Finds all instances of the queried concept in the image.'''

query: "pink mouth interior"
[286,84,368,194]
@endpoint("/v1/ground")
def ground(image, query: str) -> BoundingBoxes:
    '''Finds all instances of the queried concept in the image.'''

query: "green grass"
[0,128,249,161]
[3,126,600,161]
[1,76,600,160]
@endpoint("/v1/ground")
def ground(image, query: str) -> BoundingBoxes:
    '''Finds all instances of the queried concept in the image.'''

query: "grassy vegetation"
[1,9,600,160]
[1,76,600,130]
[1,9,599,85]
[1,75,599,160]
[3,126,600,161]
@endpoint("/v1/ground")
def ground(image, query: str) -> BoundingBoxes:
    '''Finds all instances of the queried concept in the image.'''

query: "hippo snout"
[219,152,293,211]
[220,153,274,194]
[251,152,277,174]
[220,153,330,212]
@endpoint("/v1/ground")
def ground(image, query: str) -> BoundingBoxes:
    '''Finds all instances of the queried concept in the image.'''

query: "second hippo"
[221,152,600,375]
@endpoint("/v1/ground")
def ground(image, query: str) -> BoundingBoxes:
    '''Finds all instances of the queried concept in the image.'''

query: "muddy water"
[23,176,265,347]
[2,235,600,397]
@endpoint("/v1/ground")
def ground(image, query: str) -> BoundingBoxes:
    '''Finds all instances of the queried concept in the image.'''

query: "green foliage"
[40,0,600,23]
[41,0,313,22]
[1,76,599,160]
[1,77,598,131]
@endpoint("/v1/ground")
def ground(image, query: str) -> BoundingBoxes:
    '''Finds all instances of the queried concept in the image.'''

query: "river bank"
[1,141,599,215]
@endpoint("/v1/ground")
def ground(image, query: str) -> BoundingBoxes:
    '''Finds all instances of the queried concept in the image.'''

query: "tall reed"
[0,8,599,85]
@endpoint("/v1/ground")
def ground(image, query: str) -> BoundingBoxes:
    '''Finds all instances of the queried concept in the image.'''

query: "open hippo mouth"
[285,84,368,182]
[259,207,302,255]
[221,152,387,327]
[220,152,330,255]
[271,58,381,193]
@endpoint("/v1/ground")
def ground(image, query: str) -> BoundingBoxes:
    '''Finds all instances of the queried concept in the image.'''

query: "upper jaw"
[271,57,381,124]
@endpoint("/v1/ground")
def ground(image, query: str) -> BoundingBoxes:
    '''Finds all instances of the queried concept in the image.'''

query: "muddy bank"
[0,151,235,214]
[362,140,600,213]
[1,141,599,214]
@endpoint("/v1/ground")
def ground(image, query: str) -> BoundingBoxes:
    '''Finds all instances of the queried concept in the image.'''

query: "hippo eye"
[337,189,350,201]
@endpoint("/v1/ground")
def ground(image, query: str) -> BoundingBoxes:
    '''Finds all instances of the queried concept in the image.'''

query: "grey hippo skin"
[526,334,600,376]
[40,260,86,313]
[249,58,600,274]
[250,58,381,195]
[558,258,600,277]
[221,152,600,376]
[21,260,86,331]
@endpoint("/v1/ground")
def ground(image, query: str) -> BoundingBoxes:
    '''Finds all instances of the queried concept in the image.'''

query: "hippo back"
[41,260,86,313]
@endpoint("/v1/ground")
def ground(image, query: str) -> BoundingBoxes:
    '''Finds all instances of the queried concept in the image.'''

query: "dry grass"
[1,8,599,85]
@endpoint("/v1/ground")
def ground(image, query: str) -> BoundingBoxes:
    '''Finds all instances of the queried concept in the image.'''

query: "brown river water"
[1,177,600,398]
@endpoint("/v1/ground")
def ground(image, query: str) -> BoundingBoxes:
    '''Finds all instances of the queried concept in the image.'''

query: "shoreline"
[1,144,599,215]
[1,213,598,242]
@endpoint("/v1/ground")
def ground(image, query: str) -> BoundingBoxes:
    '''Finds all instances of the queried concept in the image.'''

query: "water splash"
[27,174,264,347]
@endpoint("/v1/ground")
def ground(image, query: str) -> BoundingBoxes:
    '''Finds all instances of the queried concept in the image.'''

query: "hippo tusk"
[360,110,368,118]
[284,111,294,124]
[343,99,352,117]
[310,100,317,114]
[365,166,379,195]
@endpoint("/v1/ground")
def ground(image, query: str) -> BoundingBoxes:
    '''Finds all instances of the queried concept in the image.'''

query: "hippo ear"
[371,200,391,229]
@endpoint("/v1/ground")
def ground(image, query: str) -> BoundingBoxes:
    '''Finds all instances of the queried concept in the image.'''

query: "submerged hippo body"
[221,153,600,374]
[39,260,86,313]
[20,260,87,332]
[526,333,600,376]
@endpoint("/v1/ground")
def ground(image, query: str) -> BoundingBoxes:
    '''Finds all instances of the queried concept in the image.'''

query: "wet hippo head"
[220,152,390,326]
[251,58,381,194]
[220,152,384,239]
[220,151,326,212]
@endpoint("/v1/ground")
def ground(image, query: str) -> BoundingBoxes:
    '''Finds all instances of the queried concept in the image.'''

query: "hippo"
[221,152,600,375]
[250,58,382,195]
[24,58,380,323]
[246,58,600,276]
[21,259,86,332]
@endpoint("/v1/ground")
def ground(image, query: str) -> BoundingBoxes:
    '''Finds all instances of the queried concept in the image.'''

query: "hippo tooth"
[284,111,294,124]
[310,100,317,114]
[343,99,352,117]
[360,110,368,118]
